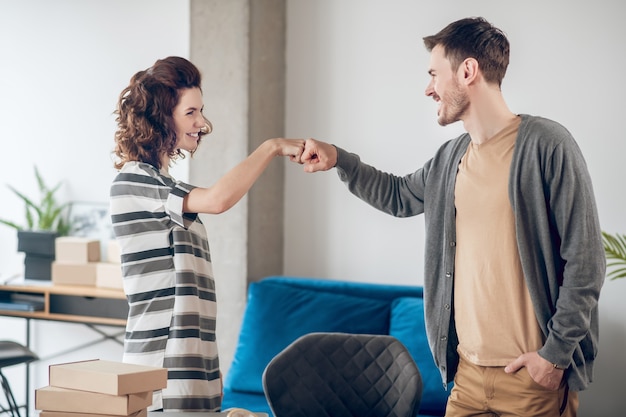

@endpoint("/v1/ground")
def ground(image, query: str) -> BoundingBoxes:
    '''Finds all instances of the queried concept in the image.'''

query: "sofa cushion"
[225,281,391,394]
[260,276,423,301]
[389,297,451,416]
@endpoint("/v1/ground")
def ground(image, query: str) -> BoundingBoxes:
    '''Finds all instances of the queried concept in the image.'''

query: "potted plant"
[0,166,72,280]
[602,231,626,280]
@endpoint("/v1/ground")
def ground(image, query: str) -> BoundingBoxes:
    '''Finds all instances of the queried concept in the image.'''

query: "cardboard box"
[52,262,98,286]
[96,263,123,289]
[39,407,148,417]
[35,386,151,415]
[107,240,122,264]
[49,360,167,396]
[56,237,101,264]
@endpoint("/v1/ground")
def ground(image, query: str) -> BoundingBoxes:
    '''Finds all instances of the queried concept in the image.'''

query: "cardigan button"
[445,272,452,278]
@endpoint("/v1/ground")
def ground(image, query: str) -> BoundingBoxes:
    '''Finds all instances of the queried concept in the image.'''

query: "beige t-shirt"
[454,117,543,366]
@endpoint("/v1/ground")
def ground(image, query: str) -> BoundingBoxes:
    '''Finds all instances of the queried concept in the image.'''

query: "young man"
[300,17,604,416]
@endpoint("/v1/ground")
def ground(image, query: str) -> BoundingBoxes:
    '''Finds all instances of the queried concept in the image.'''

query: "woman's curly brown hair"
[113,56,212,170]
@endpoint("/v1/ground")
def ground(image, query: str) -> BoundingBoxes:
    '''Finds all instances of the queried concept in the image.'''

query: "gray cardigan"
[335,114,605,391]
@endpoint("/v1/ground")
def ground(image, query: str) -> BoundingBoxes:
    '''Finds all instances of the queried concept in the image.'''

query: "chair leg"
[0,370,21,417]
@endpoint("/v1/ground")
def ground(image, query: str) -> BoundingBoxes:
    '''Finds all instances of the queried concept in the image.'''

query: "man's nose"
[425,81,434,97]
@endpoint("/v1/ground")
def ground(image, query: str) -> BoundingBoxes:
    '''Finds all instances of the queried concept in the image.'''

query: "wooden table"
[148,412,268,417]
[0,281,128,416]
[0,282,127,326]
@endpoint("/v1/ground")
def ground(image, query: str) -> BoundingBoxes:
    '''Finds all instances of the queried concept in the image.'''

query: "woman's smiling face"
[173,87,206,152]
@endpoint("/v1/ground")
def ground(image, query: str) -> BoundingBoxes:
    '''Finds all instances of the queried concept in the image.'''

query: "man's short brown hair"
[423,17,510,87]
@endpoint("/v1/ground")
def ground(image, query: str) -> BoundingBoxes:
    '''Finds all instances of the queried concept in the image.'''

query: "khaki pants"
[445,352,578,417]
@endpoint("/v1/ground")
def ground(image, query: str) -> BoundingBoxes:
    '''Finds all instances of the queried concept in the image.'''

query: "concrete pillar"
[188,0,286,376]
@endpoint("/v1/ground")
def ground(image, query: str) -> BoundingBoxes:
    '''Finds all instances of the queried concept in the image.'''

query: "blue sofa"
[222,276,451,417]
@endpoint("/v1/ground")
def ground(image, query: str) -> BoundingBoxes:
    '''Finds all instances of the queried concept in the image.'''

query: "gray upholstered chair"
[0,341,38,417]
[262,332,422,417]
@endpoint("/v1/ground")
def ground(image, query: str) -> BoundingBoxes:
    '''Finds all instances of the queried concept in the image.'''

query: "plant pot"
[17,230,58,280]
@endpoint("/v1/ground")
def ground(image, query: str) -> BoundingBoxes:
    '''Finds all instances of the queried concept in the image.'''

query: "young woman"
[109,56,303,412]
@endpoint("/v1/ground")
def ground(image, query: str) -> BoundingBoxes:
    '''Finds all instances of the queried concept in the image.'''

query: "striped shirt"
[110,161,221,411]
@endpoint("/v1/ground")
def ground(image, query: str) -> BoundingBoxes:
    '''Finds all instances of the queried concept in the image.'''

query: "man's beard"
[438,81,469,126]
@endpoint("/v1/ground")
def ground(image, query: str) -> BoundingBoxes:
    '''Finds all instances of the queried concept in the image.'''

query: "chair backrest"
[262,332,422,417]
[0,341,37,369]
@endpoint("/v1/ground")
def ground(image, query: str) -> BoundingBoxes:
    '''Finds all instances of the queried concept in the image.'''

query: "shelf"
[0,283,127,327]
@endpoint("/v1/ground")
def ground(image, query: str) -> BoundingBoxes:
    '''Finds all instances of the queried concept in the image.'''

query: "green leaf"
[0,219,22,230]
[602,231,626,280]
[25,206,34,229]
[0,165,72,235]
[8,185,39,211]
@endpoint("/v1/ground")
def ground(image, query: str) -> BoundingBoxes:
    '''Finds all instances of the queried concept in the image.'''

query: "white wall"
[0,0,624,416]
[0,0,190,275]
[0,0,189,413]
[283,1,626,415]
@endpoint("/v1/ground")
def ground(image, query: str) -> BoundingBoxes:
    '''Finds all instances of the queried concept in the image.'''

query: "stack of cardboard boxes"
[97,240,123,290]
[35,359,167,417]
[52,237,123,289]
